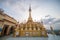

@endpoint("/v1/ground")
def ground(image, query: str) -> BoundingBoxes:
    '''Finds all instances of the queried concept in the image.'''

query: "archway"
[1,25,9,36]
[10,26,14,34]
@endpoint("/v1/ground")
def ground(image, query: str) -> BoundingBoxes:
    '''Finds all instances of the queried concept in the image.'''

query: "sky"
[0,0,60,30]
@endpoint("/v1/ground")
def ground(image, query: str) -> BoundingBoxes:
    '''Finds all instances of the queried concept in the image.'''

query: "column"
[38,27,40,30]
[29,27,32,30]
[34,27,36,30]
[25,27,27,30]
[13,27,17,37]
[21,28,23,30]
[6,26,11,35]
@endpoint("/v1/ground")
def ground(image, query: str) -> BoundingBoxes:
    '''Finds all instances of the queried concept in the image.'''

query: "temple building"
[0,9,18,36]
[19,5,48,37]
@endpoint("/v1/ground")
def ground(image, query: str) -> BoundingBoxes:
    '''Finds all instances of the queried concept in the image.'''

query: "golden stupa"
[19,5,48,37]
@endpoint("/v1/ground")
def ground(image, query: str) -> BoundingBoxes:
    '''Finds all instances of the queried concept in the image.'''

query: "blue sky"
[0,0,60,30]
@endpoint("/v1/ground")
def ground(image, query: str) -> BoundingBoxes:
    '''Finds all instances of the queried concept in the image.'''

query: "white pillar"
[29,27,32,30]
[34,28,36,30]
[38,28,40,30]
[25,27,27,30]
[21,28,23,30]
[6,26,11,35]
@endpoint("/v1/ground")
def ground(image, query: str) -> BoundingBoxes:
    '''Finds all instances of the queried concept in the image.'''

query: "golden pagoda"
[19,5,48,37]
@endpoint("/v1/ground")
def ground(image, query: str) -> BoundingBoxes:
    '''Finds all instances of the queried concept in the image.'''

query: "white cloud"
[0,0,60,29]
[43,15,60,30]
[1,0,60,22]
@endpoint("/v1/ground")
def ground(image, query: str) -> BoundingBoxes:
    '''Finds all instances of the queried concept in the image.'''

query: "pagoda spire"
[29,5,31,19]
[27,5,33,22]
